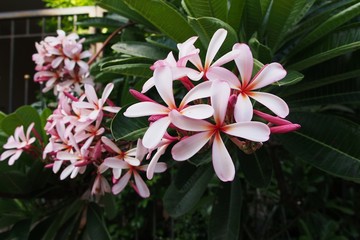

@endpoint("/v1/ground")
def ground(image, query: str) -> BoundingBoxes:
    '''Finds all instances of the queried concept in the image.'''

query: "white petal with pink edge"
[112,171,131,195]
[212,133,235,182]
[206,67,240,89]
[169,110,213,131]
[233,43,253,87]
[211,81,230,125]
[154,67,176,108]
[250,91,289,118]
[124,102,168,117]
[142,117,171,149]
[234,93,253,122]
[133,171,150,198]
[205,29,227,69]
[181,104,214,119]
[172,131,213,161]
[180,81,212,107]
[223,122,270,142]
[104,158,130,169]
[101,136,120,153]
[248,63,287,90]
[146,144,167,180]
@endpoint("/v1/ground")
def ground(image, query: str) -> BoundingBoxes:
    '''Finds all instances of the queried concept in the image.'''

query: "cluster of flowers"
[32,29,94,94]
[0,28,300,198]
[124,28,300,182]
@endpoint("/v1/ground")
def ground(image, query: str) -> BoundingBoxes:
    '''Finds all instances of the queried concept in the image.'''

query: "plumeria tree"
[0,0,359,239]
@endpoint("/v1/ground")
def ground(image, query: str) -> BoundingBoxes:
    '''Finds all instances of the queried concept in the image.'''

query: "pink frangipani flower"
[169,81,270,182]
[209,43,289,122]
[0,123,36,165]
[124,67,214,149]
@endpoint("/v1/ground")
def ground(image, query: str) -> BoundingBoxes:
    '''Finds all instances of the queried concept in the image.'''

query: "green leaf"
[287,41,360,71]
[248,36,273,63]
[41,199,85,240]
[122,0,196,42]
[277,112,360,180]
[208,177,242,240]
[188,149,212,166]
[243,0,263,40]
[111,106,148,141]
[163,163,214,218]
[7,218,32,240]
[292,2,360,55]
[111,42,169,60]
[102,63,153,78]
[77,17,127,29]
[188,17,238,54]
[288,91,360,107]
[183,0,228,22]
[81,203,111,240]
[275,70,304,87]
[228,0,246,31]
[238,147,273,188]
[1,105,43,138]
[266,0,315,50]
[96,0,154,27]
[0,171,32,195]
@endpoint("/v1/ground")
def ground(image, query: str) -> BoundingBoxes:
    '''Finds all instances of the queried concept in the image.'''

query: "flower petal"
[154,67,176,109]
[124,102,168,117]
[101,83,114,102]
[248,63,287,90]
[211,48,240,67]
[142,117,171,149]
[142,77,155,93]
[84,84,99,105]
[212,133,235,182]
[180,81,212,106]
[205,28,227,69]
[233,43,253,87]
[101,136,120,153]
[250,91,289,118]
[206,67,240,89]
[172,131,213,161]
[146,144,167,180]
[104,158,130,169]
[223,121,270,142]
[112,171,131,195]
[211,81,230,125]
[180,104,213,119]
[169,110,213,131]
[133,171,150,198]
[234,93,253,122]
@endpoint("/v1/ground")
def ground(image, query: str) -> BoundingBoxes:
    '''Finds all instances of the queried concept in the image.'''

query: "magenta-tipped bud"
[270,124,301,134]
[129,89,155,102]
[254,110,292,125]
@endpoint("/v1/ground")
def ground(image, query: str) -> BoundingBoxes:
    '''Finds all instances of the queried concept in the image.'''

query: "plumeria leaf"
[41,199,84,240]
[96,0,154,28]
[81,203,111,240]
[0,171,32,195]
[243,0,263,40]
[111,105,148,141]
[163,163,214,218]
[277,112,360,180]
[77,17,128,29]
[102,63,153,78]
[188,149,212,166]
[208,176,242,240]
[248,36,273,63]
[183,0,227,22]
[228,0,246,31]
[265,0,315,50]
[291,2,360,55]
[7,218,32,240]
[274,70,304,87]
[122,0,196,42]
[111,42,169,60]
[188,17,238,55]
[238,147,273,188]
[1,105,43,139]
